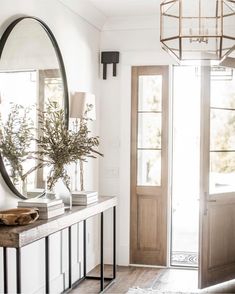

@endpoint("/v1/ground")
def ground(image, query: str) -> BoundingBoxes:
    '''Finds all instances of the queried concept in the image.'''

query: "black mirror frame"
[0,16,69,199]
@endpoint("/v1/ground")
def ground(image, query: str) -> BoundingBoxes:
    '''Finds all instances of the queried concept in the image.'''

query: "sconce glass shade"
[69,92,96,120]
[160,0,235,61]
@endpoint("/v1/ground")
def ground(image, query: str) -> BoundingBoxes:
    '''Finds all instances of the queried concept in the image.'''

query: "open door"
[199,65,235,288]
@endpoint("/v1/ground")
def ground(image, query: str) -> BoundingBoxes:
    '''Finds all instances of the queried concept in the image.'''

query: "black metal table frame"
[2,206,116,294]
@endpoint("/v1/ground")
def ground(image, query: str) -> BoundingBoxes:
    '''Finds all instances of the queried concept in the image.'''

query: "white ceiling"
[88,0,160,17]
[59,0,161,30]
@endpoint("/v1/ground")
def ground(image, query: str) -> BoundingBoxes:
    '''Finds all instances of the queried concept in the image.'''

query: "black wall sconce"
[101,51,120,80]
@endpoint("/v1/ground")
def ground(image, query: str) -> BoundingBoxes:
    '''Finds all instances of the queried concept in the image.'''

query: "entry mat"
[171,251,198,266]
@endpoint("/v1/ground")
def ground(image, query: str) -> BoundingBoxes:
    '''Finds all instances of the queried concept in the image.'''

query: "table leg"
[45,236,50,294]
[113,206,116,279]
[16,248,21,294]
[68,226,72,288]
[83,220,87,278]
[100,212,104,292]
[3,247,8,294]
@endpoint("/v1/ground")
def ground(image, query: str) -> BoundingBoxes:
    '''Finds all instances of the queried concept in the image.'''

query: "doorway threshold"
[129,264,167,269]
[171,251,198,267]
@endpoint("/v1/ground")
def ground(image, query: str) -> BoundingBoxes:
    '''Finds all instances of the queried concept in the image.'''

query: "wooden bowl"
[0,208,39,226]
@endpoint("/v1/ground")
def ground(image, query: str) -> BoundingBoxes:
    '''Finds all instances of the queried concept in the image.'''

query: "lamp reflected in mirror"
[69,91,96,192]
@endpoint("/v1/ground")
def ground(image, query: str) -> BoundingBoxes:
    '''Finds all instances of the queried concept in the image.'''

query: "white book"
[26,189,45,198]
[18,198,63,208]
[17,203,64,212]
[39,207,65,220]
[37,203,64,212]
[71,191,98,198]
[72,197,98,205]
[72,194,98,201]
[72,194,98,202]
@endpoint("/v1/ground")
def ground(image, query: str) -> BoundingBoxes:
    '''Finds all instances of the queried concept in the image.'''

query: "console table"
[0,196,117,294]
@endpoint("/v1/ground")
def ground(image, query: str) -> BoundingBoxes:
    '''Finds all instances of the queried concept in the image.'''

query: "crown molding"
[59,0,107,30]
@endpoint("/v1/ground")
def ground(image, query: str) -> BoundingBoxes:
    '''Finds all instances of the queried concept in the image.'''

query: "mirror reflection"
[0,18,66,198]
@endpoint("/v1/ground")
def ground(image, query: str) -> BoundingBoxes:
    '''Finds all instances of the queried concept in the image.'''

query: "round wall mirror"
[0,17,68,199]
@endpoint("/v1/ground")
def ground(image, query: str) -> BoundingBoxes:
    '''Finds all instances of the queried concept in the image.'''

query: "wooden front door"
[199,65,235,288]
[130,66,169,266]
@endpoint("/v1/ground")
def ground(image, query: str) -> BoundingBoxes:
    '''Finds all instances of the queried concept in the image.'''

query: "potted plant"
[35,101,102,199]
[0,103,40,195]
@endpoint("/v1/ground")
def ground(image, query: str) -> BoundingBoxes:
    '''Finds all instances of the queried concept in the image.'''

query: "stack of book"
[72,191,98,206]
[18,198,65,220]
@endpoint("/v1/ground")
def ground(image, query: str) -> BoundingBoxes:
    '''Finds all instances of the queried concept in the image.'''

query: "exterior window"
[137,75,162,186]
[210,70,235,194]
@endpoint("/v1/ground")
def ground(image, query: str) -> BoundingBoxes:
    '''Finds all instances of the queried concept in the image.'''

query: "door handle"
[203,193,216,215]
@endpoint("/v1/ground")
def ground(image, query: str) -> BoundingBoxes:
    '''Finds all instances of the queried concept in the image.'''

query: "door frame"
[130,65,170,266]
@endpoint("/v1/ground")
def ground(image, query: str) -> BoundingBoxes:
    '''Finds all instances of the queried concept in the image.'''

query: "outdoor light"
[160,0,235,61]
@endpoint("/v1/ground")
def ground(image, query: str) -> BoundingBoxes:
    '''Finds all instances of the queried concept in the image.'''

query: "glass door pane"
[137,150,161,186]
[210,70,235,194]
[137,75,162,187]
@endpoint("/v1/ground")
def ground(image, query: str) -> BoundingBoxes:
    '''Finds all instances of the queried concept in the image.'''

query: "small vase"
[45,166,72,209]
[19,177,27,197]
[51,177,72,210]
[44,178,55,200]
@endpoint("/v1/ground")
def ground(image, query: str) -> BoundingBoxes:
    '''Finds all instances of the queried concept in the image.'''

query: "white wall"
[99,16,176,265]
[0,0,101,292]
[0,2,182,290]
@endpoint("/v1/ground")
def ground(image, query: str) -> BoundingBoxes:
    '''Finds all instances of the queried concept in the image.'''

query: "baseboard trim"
[129,264,198,270]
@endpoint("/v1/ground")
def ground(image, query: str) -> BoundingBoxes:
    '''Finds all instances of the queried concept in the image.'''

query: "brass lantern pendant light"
[160,0,235,61]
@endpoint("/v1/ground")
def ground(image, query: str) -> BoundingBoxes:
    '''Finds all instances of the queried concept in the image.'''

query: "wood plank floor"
[71,266,161,293]
[71,266,235,293]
